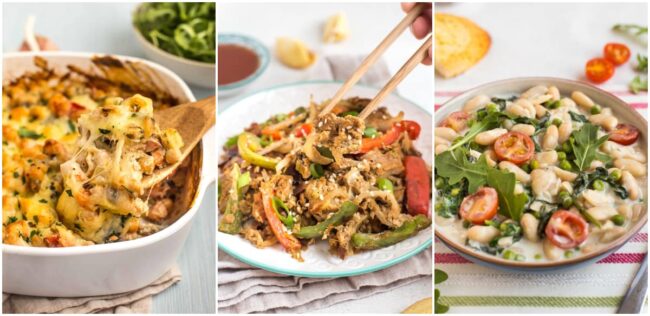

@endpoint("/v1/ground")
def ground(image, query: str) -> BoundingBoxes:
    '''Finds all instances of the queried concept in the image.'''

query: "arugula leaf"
[630,75,648,94]
[613,24,648,37]
[486,168,528,222]
[435,148,488,193]
[570,123,609,172]
[446,112,500,152]
[434,269,449,314]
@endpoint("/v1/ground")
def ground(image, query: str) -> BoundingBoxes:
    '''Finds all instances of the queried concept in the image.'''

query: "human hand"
[401,2,432,65]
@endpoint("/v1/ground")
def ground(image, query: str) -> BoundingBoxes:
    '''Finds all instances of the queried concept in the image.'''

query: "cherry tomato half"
[493,131,535,165]
[400,120,422,139]
[609,123,640,146]
[294,123,313,138]
[585,57,615,84]
[604,43,631,66]
[545,210,589,249]
[459,187,498,225]
[440,111,471,132]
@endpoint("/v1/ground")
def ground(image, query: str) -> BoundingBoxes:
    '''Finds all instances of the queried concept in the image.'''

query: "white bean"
[589,114,618,131]
[571,91,594,109]
[499,161,531,184]
[435,144,449,155]
[542,125,559,150]
[552,166,578,182]
[621,170,640,200]
[535,104,548,118]
[543,239,563,261]
[548,86,560,100]
[586,206,618,222]
[582,189,614,207]
[601,141,646,162]
[520,213,540,242]
[558,121,572,144]
[511,124,535,136]
[536,150,558,167]
[475,128,507,145]
[484,149,498,167]
[531,168,560,200]
[467,225,500,244]
[521,85,548,99]
[506,99,536,118]
[560,97,577,109]
[435,127,459,141]
[614,158,647,177]
[617,204,632,220]
[560,181,573,194]
[600,227,626,243]
[463,94,491,113]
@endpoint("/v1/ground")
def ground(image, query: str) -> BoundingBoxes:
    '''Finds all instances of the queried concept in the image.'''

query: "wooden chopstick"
[359,35,432,120]
[319,3,426,117]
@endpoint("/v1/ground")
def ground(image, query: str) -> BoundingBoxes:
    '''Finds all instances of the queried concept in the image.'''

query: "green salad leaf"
[486,168,528,222]
[570,123,609,172]
[134,2,215,63]
[434,269,449,314]
[447,111,501,152]
[435,148,488,193]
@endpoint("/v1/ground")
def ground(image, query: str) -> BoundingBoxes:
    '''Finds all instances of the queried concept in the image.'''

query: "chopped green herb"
[18,127,42,139]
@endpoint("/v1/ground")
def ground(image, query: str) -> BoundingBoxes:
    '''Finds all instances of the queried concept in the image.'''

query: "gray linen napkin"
[218,54,427,314]
[218,249,431,314]
[3,266,182,314]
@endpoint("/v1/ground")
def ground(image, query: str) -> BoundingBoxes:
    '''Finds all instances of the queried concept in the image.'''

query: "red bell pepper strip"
[404,155,431,217]
[262,191,303,260]
[359,120,421,153]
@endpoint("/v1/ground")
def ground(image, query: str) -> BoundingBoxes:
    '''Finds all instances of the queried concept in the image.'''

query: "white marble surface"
[217,3,433,313]
[2,3,215,313]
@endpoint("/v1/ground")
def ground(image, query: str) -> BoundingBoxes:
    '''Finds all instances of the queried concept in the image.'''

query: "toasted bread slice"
[435,13,491,78]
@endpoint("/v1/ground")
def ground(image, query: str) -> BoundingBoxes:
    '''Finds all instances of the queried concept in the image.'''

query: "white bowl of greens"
[133,2,215,88]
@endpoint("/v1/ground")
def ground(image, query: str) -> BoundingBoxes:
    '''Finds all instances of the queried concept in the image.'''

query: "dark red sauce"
[218,44,260,85]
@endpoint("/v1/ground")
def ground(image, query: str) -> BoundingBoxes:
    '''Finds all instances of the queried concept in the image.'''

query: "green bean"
[351,215,431,250]
[295,201,358,239]
[218,164,243,234]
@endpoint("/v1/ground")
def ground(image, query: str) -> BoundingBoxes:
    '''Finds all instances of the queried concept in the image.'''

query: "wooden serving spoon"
[141,96,216,188]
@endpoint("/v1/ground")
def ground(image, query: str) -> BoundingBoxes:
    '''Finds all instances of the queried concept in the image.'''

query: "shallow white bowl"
[2,52,216,296]
[435,77,648,272]
[132,25,215,89]
[217,81,432,277]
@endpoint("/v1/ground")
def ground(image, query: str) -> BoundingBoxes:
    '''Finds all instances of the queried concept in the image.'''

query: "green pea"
[486,103,499,113]
[515,254,526,261]
[534,253,543,260]
[590,105,602,115]
[559,160,572,171]
[611,214,625,226]
[435,177,445,189]
[377,177,394,192]
[363,127,378,138]
[521,163,531,173]
[562,141,572,153]
[564,251,574,259]
[503,249,516,260]
[557,151,567,161]
[609,169,622,182]
[552,118,563,126]
[591,179,605,191]
[530,160,540,170]
[451,188,461,196]
[560,192,574,208]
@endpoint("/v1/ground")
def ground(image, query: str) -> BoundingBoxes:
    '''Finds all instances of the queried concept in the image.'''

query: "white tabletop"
[218,2,433,112]
[2,3,215,313]
[217,2,433,313]
[435,2,648,91]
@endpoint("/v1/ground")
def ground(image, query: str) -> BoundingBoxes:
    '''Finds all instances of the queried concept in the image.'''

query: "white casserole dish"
[2,52,216,297]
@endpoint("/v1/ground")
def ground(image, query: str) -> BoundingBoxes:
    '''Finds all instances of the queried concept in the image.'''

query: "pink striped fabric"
[435,252,646,264]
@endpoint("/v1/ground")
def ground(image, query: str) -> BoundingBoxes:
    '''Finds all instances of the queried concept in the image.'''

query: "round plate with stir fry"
[217,82,432,276]
[435,79,647,268]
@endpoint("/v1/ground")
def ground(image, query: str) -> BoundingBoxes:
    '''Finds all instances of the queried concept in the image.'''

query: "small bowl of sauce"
[218,34,269,97]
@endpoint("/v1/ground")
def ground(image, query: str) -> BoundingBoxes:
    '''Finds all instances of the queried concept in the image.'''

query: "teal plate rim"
[217,80,433,278]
